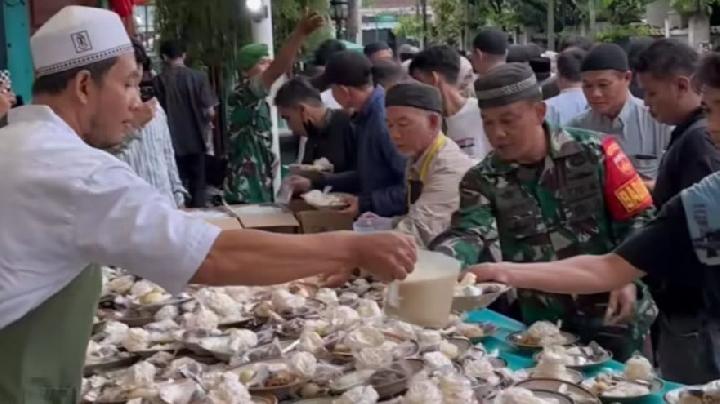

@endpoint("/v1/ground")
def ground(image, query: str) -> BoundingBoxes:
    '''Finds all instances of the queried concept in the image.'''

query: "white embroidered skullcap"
[31,6,133,78]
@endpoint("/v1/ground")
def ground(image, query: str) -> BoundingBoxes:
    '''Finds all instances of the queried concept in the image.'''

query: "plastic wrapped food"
[327,306,360,327]
[299,330,325,354]
[122,328,150,352]
[403,374,443,404]
[289,351,317,378]
[315,288,339,306]
[438,372,476,404]
[357,299,383,319]
[334,385,379,404]
[182,305,220,330]
[271,289,306,312]
[207,372,252,404]
[355,345,395,370]
[345,327,385,350]
[494,387,557,404]
[423,351,453,370]
[118,362,156,389]
[624,355,654,381]
[228,329,258,352]
[417,330,443,348]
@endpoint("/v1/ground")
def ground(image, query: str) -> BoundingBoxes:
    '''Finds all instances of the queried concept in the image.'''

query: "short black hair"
[560,35,594,51]
[159,40,185,59]
[274,76,323,108]
[697,52,720,89]
[32,58,118,96]
[364,41,391,57]
[324,50,373,88]
[132,40,151,72]
[506,44,542,63]
[628,36,655,70]
[635,39,698,79]
[371,59,405,89]
[557,48,586,82]
[408,45,461,84]
[314,39,346,67]
[472,28,508,55]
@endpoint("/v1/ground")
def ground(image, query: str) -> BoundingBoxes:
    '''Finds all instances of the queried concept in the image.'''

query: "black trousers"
[176,153,206,208]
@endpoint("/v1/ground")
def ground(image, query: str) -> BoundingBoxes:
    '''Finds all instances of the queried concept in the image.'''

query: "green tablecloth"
[465,309,682,403]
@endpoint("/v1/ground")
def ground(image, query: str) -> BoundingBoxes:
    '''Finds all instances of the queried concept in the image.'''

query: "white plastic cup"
[384,250,461,328]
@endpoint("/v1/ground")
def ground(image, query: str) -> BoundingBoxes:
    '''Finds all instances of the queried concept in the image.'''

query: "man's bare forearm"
[500,254,643,294]
[261,30,305,89]
[192,230,356,286]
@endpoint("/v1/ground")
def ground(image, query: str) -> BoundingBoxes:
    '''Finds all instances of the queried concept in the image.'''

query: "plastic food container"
[384,250,461,328]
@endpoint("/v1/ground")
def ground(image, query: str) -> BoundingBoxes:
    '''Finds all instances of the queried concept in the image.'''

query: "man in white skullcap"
[0,6,415,402]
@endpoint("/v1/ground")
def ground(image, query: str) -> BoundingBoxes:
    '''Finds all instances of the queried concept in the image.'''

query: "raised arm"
[260,12,324,89]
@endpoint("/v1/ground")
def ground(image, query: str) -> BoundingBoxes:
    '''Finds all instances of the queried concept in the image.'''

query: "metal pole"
[421,0,428,47]
[249,0,281,195]
[547,0,555,51]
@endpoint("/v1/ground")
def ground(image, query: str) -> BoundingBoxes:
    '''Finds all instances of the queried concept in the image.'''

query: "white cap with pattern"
[31,6,133,78]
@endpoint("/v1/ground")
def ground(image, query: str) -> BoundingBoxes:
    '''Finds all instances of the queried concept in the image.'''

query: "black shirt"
[653,109,720,209]
[616,196,720,317]
[646,109,720,313]
[153,65,217,156]
[302,109,357,174]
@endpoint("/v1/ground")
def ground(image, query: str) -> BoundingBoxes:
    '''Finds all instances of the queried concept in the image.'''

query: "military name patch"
[614,177,651,213]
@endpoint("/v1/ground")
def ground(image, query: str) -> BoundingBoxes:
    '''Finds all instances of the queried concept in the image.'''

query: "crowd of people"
[273,21,720,385]
[4,3,720,400]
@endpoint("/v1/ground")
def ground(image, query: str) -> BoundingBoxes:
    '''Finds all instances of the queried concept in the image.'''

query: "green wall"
[3,0,32,102]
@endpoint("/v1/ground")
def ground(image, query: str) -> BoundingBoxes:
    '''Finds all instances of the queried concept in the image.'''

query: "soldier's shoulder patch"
[601,137,654,220]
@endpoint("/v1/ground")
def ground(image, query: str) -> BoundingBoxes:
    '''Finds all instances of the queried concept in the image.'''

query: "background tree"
[272,0,332,58]
[670,0,720,15]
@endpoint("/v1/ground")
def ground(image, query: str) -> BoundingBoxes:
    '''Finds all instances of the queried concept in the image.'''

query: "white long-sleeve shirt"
[0,105,220,329]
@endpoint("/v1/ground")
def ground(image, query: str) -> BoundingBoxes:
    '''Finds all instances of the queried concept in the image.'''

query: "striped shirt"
[112,106,187,207]
[567,94,673,179]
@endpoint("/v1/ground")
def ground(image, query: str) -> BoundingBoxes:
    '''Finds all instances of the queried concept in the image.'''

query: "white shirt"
[0,106,221,329]
[544,87,588,128]
[445,97,492,161]
[321,89,342,110]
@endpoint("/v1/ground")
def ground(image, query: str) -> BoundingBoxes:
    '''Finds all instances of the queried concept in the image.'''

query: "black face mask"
[303,119,319,138]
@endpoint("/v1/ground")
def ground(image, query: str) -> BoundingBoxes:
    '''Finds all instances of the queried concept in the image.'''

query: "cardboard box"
[183,208,244,230]
[229,204,300,234]
[205,217,244,230]
[288,199,354,234]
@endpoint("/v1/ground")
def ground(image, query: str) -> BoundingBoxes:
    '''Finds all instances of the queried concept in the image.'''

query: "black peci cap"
[581,43,629,73]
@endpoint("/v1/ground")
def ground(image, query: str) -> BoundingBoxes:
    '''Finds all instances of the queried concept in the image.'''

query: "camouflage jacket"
[223,75,275,204]
[431,125,658,353]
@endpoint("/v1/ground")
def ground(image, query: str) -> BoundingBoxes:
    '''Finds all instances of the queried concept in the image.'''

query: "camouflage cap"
[474,62,542,109]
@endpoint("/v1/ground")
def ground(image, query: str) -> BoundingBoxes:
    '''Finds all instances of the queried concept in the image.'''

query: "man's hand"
[351,232,416,282]
[0,81,13,119]
[130,98,158,130]
[287,175,312,194]
[320,268,354,287]
[0,91,10,119]
[605,283,637,325]
[295,11,324,37]
[340,195,360,217]
[465,262,512,284]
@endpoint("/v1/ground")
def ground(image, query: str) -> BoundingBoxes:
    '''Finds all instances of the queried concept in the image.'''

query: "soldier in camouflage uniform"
[224,13,324,204]
[430,63,658,361]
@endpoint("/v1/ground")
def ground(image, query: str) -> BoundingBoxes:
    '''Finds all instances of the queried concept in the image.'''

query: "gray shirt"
[567,94,673,179]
